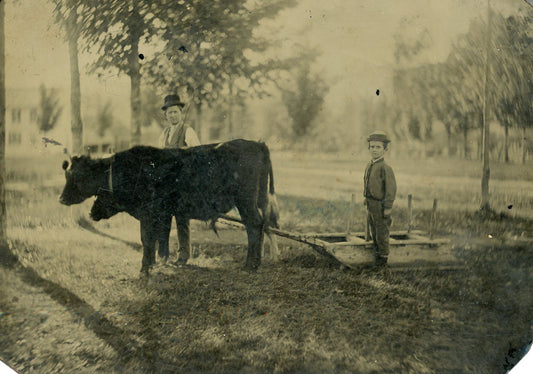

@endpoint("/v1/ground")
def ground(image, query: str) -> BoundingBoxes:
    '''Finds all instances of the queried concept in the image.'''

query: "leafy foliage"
[144,0,298,107]
[96,100,113,137]
[140,86,165,129]
[37,84,63,134]
[282,54,329,139]
[392,7,533,161]
[53,0,297,144]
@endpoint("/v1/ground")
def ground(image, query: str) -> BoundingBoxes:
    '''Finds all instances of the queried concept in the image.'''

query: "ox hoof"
[139,266,152,277]
[243,264,259,273]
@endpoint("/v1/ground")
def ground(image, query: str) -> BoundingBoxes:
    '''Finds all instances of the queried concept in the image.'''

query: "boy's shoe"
[173,257,188,267]
[374,256,388,268]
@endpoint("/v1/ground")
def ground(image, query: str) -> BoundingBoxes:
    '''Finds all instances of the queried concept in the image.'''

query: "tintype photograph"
[1,0,533,372]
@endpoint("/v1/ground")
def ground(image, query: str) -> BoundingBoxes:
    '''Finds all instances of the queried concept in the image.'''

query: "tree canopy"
[54,0,297,144]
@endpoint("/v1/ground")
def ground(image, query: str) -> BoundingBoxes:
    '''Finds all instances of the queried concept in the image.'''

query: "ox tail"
[263,144,280,230]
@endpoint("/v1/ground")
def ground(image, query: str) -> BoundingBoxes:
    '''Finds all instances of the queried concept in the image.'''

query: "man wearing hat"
[158,94,201,149]
[158,94,201,265]
[363,130,397,268]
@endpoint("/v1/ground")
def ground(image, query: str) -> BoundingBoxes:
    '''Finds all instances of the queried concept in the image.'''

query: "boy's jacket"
[363,158,396,209]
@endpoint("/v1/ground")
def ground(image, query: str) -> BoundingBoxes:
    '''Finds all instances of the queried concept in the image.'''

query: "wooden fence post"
[429,199,438,240]
[407,194,413,234]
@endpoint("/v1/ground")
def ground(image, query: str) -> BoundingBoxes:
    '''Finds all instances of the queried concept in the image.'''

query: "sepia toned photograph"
[1,0,533,372]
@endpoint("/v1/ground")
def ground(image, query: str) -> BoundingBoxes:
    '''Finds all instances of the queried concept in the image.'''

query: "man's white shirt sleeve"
[185,127,201,147]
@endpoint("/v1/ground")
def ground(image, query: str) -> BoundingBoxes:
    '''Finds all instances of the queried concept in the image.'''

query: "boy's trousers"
[366,198,391,259]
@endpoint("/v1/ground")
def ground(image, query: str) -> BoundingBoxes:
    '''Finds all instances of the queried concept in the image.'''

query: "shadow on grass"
[76,216,142,252]
[0,247,158,372]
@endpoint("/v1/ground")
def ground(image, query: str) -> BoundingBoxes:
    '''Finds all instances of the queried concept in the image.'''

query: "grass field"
[1,151,532,373]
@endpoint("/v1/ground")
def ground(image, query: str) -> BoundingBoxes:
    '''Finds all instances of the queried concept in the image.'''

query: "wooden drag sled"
[221,194,460,270]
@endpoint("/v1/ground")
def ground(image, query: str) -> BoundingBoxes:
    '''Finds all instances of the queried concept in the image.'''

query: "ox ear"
[62,160,69,171]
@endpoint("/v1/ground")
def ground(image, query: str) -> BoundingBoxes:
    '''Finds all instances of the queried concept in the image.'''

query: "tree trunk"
[227,80,234,139]
[480,0,491,212]
[67,7,83,154]
[0,0,16,265]
[129,71,141,146]
[463,126,469,159]
[522,126,527,165]
[0,0,6,243]
[128,1,142,146]
[479,119,484,161]
[445,123,452,157]
[128,42,141,146]
[504,121,509,163]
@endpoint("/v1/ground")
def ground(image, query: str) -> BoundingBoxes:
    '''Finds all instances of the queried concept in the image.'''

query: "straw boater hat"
[367,130,391,144]
[161,94,186,110]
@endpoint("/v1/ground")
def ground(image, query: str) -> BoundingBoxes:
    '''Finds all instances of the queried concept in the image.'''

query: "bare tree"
[96,100,113,137]
[0,0,16,265]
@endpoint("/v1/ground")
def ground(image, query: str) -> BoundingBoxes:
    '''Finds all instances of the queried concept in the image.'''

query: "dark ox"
[59,139,279,274]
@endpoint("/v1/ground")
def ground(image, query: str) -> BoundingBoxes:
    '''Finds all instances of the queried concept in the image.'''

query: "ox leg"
[176,217,191,264]
[140,219,157,274]
[238,203,265,271]
[156,215,172,264]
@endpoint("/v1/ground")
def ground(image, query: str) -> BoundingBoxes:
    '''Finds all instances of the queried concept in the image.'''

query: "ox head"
[59,156,102,206]
[90,192,122,221]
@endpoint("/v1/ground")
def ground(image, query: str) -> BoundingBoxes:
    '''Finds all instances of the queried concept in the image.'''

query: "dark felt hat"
[161,94,186,110]
[367,130,391,143]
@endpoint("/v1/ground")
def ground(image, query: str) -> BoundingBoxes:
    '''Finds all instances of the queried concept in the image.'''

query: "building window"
[11,109,21,123]
[86,145,99,155]
[30,108,38,122]
[8,132,22,145]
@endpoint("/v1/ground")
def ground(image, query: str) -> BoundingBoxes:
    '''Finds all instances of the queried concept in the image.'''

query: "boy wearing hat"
[364,130,397,267]
[158,94,201,265]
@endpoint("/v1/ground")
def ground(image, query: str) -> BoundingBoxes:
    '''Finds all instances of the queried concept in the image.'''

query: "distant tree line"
[390,9,533,163]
